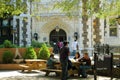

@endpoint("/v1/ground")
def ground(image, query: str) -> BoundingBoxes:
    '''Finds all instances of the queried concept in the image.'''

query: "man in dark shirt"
[78,53,91,78]
[60,41,70,80]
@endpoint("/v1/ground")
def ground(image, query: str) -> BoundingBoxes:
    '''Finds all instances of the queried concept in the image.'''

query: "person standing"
[57,41,63,53]
[72,40,79,56]
[60,41,70,80]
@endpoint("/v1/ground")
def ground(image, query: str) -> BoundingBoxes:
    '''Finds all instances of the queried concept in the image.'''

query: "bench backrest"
[94,53,113,70]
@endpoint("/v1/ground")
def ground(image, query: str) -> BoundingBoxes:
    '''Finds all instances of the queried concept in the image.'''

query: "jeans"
[79,65,91,77]
[72,50,76,56]
[60,59,68,80]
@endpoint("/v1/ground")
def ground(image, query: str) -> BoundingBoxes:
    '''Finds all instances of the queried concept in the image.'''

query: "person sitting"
[78,53,91,78]
[73,52,80,62]
[46,53,58,76]
[68,52,80,70]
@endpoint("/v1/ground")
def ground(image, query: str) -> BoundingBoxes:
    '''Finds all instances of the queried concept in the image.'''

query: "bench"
[40,67,81,77]
[41,68,62,76]
[19,59,47,72]
[19,64,30,72]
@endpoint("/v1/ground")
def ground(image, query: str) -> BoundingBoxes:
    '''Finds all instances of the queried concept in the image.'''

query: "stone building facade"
[13,0,120,55]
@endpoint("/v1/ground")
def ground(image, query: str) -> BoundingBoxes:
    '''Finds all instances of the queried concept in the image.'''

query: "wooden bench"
[19,64,30,72]
[19,59,47,72]
[40,67,80,77]
[41,68,62,76]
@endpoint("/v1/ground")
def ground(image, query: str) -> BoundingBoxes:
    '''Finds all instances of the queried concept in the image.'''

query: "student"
[72,40,79,56]
[60,41,70,80]
[68,52,80,74]
[73,52,80,62]
[46,53,57,76]
[78,53,91,78]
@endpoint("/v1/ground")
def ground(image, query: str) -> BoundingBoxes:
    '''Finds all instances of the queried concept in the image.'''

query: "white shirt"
[72,41,78,50]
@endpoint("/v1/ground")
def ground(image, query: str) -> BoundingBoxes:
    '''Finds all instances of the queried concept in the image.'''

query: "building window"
[109,27,117,37]
[2,19,8,26]
[10,20,13,26]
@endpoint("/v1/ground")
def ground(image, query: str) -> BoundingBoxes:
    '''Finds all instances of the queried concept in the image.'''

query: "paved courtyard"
[0,70,119,80]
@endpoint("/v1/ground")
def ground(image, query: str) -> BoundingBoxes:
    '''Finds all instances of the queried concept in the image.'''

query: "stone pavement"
[0,70,119,80]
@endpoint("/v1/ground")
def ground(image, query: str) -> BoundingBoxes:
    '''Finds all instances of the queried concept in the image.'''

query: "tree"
[0,0,32,18]
[54,0,120,46]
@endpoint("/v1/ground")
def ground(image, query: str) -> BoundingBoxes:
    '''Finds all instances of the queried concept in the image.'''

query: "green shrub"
[31,40,51,48]
[0,44,4,48]
[3,40,12,48]
[24,46,37,59]
[31,40,43,48]
[2,51,14,63]
[38,43,50,60]
[0,40,17,48]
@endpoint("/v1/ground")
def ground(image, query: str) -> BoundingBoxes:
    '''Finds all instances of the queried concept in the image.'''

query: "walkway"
[0,70,119,80]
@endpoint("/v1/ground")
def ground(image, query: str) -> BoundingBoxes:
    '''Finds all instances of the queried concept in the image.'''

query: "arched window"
[109,26,117,37]
[109,18,118,37]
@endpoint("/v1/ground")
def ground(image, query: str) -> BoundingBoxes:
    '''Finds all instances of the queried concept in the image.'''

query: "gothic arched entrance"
[50,29,67,43]
[49,29,67,54]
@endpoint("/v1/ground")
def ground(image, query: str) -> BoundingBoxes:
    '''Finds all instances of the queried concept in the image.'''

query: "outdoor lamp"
[55,26,60,32]
[34,33,38,40]
[74,32,78,40]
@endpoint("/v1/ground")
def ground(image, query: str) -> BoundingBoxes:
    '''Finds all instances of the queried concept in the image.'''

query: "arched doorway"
[49,29,67,54]
[50,29,67,43]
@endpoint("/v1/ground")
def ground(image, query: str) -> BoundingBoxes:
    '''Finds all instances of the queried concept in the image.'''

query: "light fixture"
[74,32,78,40]
[55,26,60,32]
[34,33,38,40]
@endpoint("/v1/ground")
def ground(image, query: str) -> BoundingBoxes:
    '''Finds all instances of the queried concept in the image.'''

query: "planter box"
[0,64,25,70]
[0,48,26,63]
[0,47,53,63]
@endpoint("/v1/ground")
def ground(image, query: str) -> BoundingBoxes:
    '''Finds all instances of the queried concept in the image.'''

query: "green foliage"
[3,40,12,48]
[54,0,120,18]
[31,40,43,48]
[54,0,80,18]
[45,42,51,48]
[0,0,35,18]
[0,44,4,48]
[24,46,37,59]
[31,40,51,48]
[109,18,117,26]
[38,43,50,60]
[0,40,17,48]
[2,50,14,63]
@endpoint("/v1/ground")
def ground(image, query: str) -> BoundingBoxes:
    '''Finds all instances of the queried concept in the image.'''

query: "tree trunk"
[82,0,89,53]
[93,0,101,45]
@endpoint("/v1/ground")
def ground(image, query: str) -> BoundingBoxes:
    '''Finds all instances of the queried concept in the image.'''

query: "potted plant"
[2,50,14,64]
[38,43,50,60]
[23,46,37,59]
